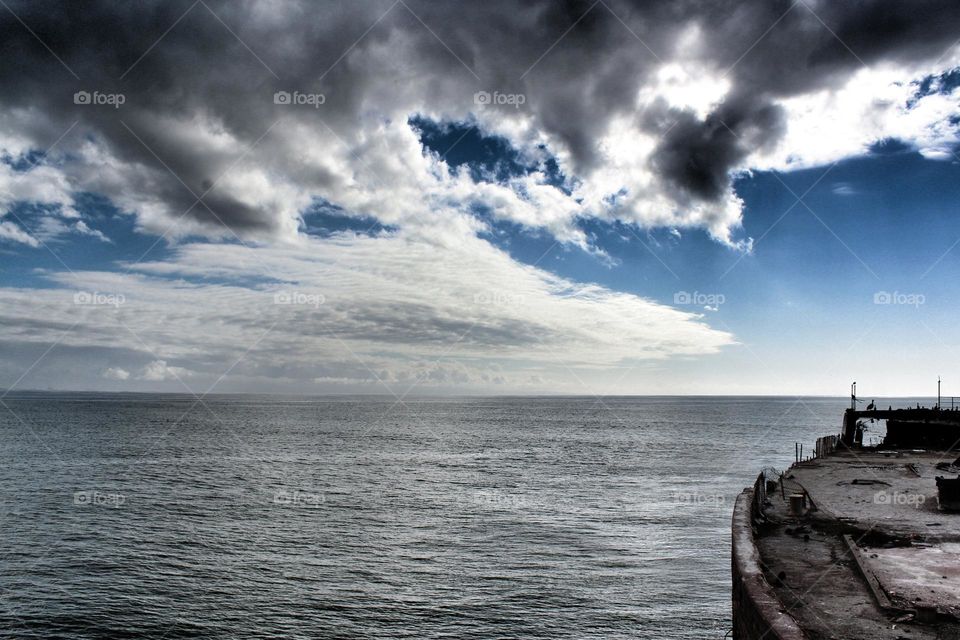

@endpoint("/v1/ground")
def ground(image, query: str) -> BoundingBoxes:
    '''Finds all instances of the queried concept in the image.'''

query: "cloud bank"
[0,0,958,247]
[0,232,733,392]
[0,0,958,391]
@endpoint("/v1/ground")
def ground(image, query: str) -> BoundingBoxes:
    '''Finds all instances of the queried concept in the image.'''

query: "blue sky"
[2,0,960,396]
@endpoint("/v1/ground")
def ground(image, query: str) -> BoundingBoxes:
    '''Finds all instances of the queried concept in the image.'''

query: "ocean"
[0,394,848,639]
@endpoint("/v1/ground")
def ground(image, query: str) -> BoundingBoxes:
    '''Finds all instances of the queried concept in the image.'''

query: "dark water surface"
[0,394,848,639]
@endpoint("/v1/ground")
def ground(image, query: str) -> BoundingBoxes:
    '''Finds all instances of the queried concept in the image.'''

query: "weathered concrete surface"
[732,489,807,640]
[789,451,954,540]
[749,449,960,639]
[869,543,960,619]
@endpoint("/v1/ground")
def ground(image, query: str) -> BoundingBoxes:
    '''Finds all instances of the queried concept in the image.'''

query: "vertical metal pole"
[938,377,941,408]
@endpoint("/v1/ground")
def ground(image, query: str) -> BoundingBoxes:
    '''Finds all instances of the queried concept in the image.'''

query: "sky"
[1,0,960,397]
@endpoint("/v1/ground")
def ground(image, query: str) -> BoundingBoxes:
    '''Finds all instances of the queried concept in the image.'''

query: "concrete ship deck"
[734,447,960,639]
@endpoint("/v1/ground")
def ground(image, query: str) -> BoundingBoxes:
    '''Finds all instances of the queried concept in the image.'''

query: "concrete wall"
[731,488,808,640]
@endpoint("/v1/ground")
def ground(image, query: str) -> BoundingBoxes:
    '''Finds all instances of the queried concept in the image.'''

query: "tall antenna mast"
[939,376,942,408]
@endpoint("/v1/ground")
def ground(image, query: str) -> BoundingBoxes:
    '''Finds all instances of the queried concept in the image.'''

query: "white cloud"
[0,220,38,246]
[0,159,76,217]
[0,231,734,392]
[73,220,111,243]
[102,367,130,380]
[832,183,857,196]
[0,142,112,245]
[754,60,960,172]
[138,360,194,382]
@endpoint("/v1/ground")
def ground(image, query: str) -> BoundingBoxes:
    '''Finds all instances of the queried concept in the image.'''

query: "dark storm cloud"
[806,0,960,72]
[640,0,960,205]
[648,94,786,201]
[1,0,959,232]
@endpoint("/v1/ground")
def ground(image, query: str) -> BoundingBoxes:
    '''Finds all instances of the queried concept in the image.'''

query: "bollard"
[789,494,805,516]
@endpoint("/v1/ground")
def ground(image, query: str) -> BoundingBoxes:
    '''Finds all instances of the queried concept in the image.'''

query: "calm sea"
[0,394,849,639]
